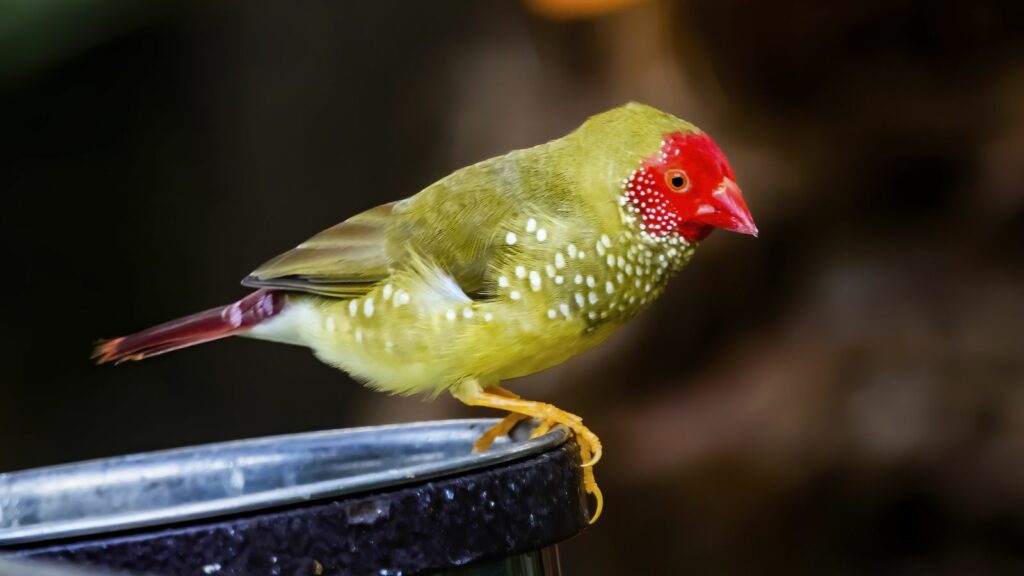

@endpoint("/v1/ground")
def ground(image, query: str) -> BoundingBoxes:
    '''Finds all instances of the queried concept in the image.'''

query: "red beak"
[693,178,758,237]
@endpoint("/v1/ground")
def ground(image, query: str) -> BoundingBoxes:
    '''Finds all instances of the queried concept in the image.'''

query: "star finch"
[96,103,758,522]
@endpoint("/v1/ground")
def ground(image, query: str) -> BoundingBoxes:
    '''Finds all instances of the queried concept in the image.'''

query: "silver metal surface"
[0,559,128,576]
[0,419,566,546]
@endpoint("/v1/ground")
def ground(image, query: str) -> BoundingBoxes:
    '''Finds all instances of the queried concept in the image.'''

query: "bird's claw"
[457,385,604,523]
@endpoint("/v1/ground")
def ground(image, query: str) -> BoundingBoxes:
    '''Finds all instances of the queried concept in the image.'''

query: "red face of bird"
[624,131,757,243]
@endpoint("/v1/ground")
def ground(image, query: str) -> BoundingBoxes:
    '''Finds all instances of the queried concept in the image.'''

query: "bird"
[94,102,757,523]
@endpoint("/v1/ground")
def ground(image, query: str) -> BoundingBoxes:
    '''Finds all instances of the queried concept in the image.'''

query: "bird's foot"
[531,419,603,522]
[454,382,604,523]
[472,385,528,453]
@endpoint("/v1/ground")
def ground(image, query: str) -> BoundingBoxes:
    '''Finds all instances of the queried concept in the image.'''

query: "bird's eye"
[665,169,690,193]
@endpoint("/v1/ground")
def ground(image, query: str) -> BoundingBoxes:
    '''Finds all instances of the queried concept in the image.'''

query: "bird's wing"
[389,159,523,298]
[242,151,556,299]
[241,202,398,297]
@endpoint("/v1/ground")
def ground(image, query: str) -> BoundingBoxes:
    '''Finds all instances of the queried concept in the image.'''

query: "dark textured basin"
[0,419,589,575]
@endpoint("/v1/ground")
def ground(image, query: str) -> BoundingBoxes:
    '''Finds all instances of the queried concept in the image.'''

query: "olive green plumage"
[242,102,699,396]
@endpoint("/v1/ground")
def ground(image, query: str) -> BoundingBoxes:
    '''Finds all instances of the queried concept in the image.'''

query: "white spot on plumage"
[554,252,566,269]
[529,270,542,291]
[510,290,522,301]
[483,312,494,321]
[348,300,358,316]
[363,298,374,318]
[586,276,596,288]
[498,276,510,288]
[547,309,557,319]
[382,284,393,300]
[446,309,456,321]
[574,274,583,285]
[545,264,556,278]
[554,275,564,285]
[575,293,585,307]
[526,218,537,233]
[567,244,578,258]
[506,231,518,245]
[515,266,527,279]
[559,303,571,318]
[606,281,615,294]
[588,291,599,305]
[462,307,474,319]
[536,228,548,242]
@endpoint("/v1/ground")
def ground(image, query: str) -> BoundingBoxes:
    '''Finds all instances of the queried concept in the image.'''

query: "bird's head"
[624,130,757,243]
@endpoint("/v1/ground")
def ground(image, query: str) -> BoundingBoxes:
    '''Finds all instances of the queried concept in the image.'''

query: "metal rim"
[0,419,566,546]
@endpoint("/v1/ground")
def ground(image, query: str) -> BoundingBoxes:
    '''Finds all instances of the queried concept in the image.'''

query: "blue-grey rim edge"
[0,419,568,546]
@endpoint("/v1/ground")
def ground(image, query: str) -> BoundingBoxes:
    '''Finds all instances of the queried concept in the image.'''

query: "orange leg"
[455,381,604,523]
[472,385,529,453]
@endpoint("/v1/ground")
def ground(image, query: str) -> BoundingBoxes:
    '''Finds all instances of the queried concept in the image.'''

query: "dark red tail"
[94,290,286,364]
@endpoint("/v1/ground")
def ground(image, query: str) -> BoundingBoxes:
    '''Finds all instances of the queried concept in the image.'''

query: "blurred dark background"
[2,0,1023,573]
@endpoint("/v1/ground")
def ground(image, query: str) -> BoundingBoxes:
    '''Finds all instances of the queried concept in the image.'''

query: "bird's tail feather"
[93,289,286,364]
